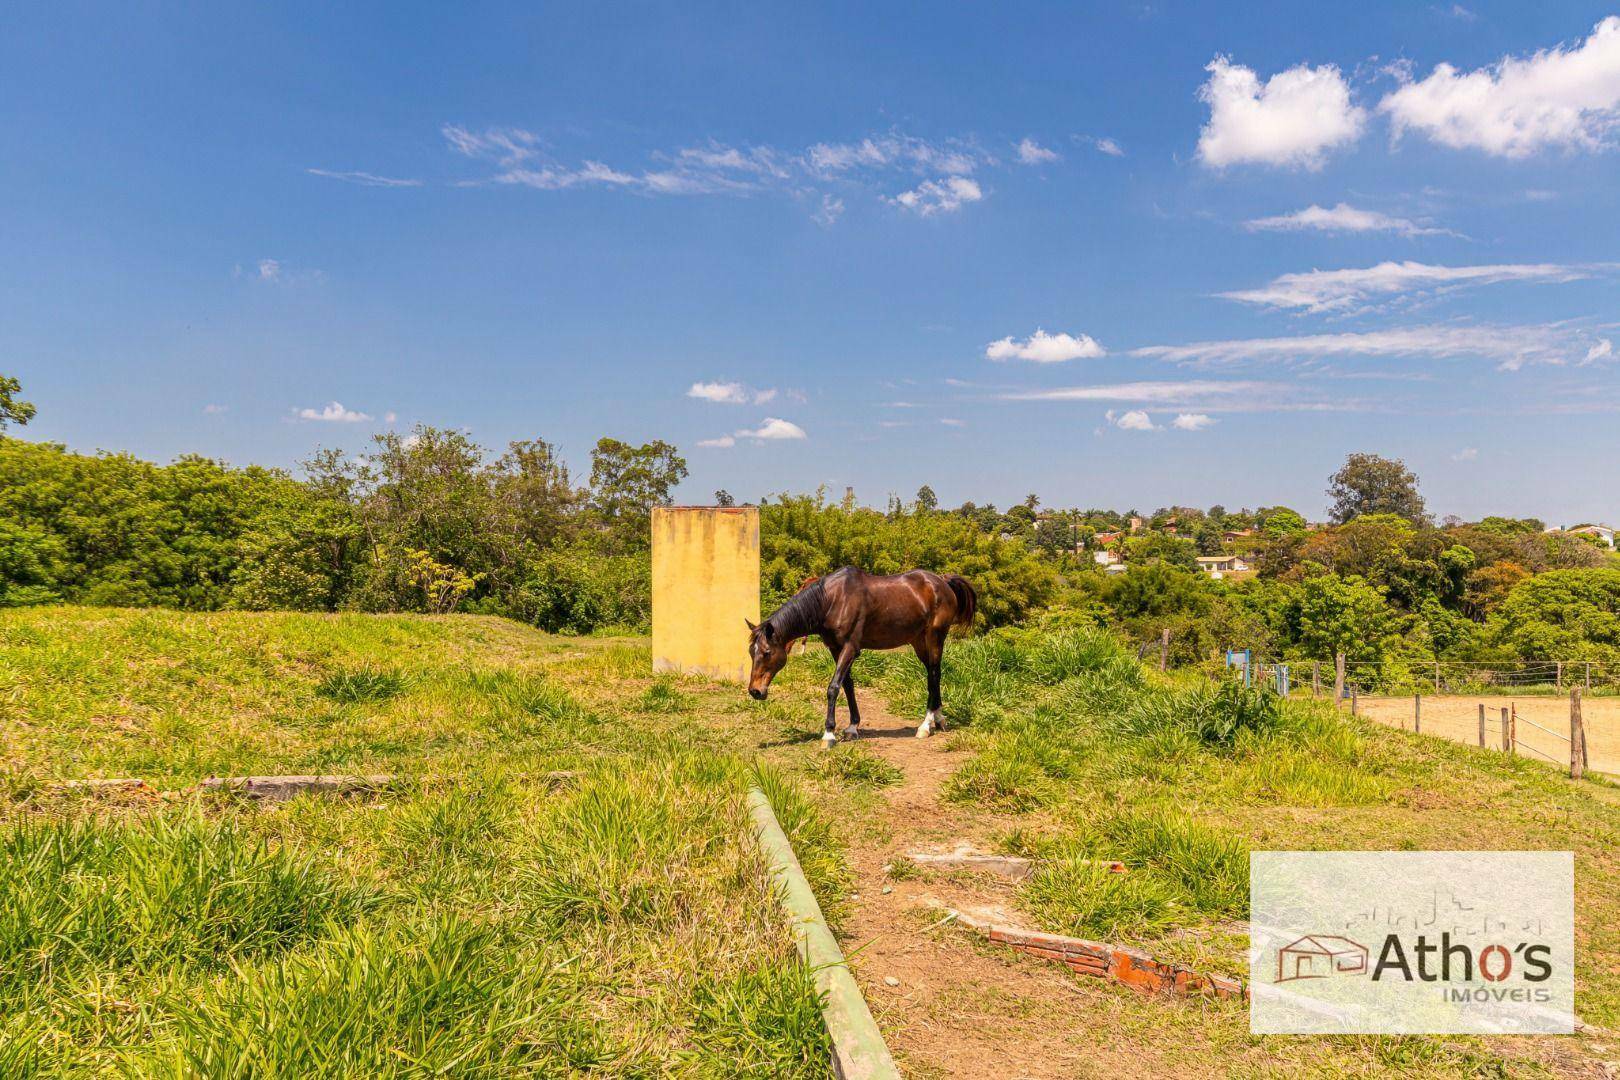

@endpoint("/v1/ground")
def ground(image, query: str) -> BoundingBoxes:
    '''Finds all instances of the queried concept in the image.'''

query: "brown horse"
[746,567,977,746]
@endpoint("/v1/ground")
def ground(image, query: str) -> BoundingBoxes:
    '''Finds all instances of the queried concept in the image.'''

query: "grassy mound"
[0,608,835,1077]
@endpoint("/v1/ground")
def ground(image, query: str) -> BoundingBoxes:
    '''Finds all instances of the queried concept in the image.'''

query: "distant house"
[1093,549,1123,568]
[1094,530,1122,546]
[1566,524,1616,549]
[1196,554,1252,580]
[1222,528,1255,542]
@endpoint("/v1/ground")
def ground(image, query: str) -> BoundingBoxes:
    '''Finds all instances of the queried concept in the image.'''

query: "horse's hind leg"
[914,636,945,737]
[842,670,861,740]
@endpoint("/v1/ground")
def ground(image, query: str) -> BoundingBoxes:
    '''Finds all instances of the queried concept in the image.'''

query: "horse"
[746,566,977,746]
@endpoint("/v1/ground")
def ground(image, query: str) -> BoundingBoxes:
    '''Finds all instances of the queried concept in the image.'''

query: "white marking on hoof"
[822,732,838,748]
[917,711,937,738]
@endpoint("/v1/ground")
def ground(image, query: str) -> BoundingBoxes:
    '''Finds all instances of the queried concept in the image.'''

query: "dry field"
[1354,694,1620,775]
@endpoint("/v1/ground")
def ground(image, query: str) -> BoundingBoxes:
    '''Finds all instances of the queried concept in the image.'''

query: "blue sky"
[5,3,1620,523]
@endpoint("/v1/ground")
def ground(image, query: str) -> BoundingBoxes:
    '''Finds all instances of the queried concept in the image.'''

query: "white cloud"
[1197,57,1366,169]
[307,169,422,188]
[813,194,845,226]
[1074,134,1126,157]
[257,258,281,281]
[1006,380,1276,404]
[985,329,1106,363]
[1132,323,1603,370]
[1380,17,1620,157]
[1218,260,1592,314]
[697,435,736,448]
[442,125,540,165]
[1244,202,1452,237]
[297,401,372,423]
[940,417,966,427]
[1110,409,1158,431]
[891,176,983,215]
[1452,446,1480,461]
[1172,413,1216,430]
[807,134,983,176]
[1015,138,1060,164]
[498,161,639,190]
[1586,338,1615,363]
[687,381,777,404]
[384,411,398,423]
[738,417,808,441]
[688,381,750,404]
[202,403,228,415]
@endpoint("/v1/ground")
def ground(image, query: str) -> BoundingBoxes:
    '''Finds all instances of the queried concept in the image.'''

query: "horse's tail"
[945,574,977,629]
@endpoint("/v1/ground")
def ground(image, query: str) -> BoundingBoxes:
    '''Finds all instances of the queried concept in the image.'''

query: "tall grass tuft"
[149,916,609,1078]
[687,960,832,1078]
[315,667,405,704]
[0,808,379,1010]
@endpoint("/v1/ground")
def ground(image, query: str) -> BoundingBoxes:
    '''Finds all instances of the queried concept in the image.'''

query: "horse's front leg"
[823,640,859,748]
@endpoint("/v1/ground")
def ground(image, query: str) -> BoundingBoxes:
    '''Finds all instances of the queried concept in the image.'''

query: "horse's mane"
[765,576,826,643]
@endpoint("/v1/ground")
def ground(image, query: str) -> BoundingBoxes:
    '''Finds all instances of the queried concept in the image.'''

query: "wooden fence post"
[1414,693,1421,734]
[1556,662,1563,693]
[1159,628,1169,673]
[1477,703,1486,747]
[1351,689,1358,717]
[1571,689,1587,780]
[1312,661,1320,699]
[1501,707,1511,752]
[1334,653,1346,706]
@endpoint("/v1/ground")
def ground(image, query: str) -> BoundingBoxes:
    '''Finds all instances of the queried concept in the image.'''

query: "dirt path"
[834,691,1161,1079]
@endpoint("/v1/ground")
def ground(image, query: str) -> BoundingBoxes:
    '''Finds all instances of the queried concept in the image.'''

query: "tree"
[1490,569,1620,661]
[713,489,735,507]
[1259,507,1307,539]
[1327,453,1427,525]
[589,438,688,530]
[0,375,36,434]
[915,485,938,513]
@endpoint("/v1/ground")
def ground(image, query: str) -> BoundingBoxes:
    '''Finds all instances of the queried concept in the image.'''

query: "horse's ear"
[744,618,757,633]
[761,622,775,642]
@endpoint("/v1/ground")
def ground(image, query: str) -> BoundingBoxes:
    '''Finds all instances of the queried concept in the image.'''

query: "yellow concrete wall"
[651,506,760,683]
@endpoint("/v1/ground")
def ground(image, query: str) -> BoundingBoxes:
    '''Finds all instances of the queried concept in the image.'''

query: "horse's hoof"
[916,723,932,738]
[843,726,860,741]
[821,733,838,749]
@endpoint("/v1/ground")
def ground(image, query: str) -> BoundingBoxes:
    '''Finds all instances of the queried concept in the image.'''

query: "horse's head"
[745,618,790,700]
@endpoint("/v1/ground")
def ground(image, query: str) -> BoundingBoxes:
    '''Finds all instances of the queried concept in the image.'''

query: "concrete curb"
[200,774,395,801]
[942,903,1247,1000]
[747,788,901,1080]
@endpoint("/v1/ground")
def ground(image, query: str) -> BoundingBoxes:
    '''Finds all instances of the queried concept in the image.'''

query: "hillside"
[7,608,1620,1076]
[0,608,835,1076]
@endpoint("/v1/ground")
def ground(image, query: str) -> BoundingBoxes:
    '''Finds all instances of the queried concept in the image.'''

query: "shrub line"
[746,787,901,1080]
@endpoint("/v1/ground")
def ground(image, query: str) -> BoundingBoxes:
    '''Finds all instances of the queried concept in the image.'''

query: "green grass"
[0,607,834,1077]
[846,621,1620,1075]
[15,606,1620,1077]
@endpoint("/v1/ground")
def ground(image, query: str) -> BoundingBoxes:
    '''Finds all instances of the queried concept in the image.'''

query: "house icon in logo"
[1276,935,1369,983]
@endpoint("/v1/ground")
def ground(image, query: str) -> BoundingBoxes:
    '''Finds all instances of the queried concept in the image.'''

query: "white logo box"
[1250,851,1573,1034]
